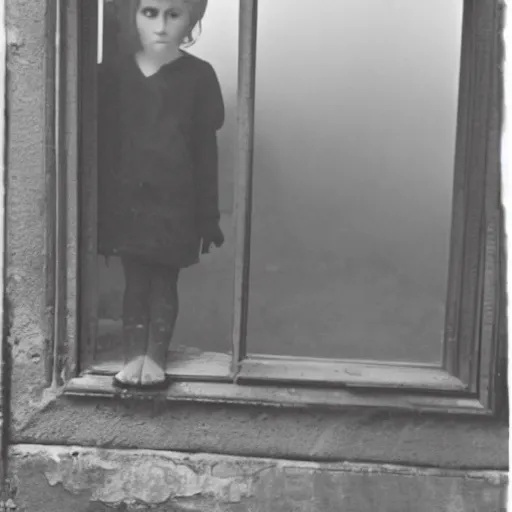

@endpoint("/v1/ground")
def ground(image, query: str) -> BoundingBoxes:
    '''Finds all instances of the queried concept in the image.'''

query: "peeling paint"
[6,25,23,52]
[8,445,508,511]
[33,447,260,505]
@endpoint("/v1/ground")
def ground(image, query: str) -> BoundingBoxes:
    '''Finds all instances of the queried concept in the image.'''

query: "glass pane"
[95,0,238,381]
[247,0,463,363]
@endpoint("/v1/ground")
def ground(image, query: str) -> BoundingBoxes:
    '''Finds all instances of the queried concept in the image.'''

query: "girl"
[98,0,225,389]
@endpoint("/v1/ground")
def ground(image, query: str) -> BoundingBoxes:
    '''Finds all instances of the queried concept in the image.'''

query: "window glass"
[246,0,463,363]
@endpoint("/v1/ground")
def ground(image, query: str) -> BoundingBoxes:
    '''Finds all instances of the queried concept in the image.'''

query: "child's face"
[136,0,192,54]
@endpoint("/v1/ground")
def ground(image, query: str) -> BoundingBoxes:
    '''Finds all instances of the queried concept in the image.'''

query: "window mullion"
[231,0,258,376]
[53,0,67,387]
[78,0,99,376]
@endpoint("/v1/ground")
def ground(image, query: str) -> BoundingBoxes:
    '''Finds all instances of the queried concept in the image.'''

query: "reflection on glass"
[247,0,463,363]
[95,0,238,385]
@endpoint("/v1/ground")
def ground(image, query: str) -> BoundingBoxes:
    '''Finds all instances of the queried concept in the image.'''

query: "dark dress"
[97,52,225,268]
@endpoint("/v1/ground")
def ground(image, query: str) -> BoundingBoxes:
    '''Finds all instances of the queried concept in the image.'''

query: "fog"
[98,0,463,364]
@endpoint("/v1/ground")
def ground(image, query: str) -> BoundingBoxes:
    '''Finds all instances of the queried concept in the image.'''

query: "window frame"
[48,0,507,417]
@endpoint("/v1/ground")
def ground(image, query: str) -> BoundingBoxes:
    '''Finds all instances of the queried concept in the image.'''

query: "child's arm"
[192,63,225,250]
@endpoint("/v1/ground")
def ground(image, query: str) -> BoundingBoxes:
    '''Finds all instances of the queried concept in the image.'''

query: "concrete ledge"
[15,396,509,470]
[9,444,508,512]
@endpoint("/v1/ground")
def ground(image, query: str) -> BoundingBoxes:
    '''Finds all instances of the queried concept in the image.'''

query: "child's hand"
[200,221,225,254]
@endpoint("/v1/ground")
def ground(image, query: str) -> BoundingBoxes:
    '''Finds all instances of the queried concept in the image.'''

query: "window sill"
[88,349,233,382]
[67,351,493,415]
[64,371,489,416]
[236,355,466,391]
[88,351,466,391]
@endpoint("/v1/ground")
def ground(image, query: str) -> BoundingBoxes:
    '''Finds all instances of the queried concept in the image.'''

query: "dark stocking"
[146,264,180,370]
[121,256,151,364]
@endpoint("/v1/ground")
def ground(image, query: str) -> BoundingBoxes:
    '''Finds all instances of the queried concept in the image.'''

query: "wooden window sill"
[88,349,233,382]
[65,351,488,415]
[63,373,487,414]
[85,351,466,391]
[236,355,466,391]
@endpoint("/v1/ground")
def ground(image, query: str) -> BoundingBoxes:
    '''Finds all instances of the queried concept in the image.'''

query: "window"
[50,0,506,416]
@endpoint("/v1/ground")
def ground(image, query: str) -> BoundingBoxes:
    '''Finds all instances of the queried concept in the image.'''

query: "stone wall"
[9,446,508,512]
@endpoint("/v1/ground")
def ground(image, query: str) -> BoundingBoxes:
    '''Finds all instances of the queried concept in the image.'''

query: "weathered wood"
[64,374,490,416]
[87,350,232,382]
[42,0,58,387]
[477,0,504,414]
[63,0,79,382]
[45,0,99,384]
[231,0,258,374]
[52,0,66,388]
[77,0,99,375]
[49,0,85,384]
[442,0,470,378]
[236,356,467,391]
[443,0,501,396]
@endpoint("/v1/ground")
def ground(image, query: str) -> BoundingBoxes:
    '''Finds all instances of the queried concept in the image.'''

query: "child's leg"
[140,264,180,386]
[115,255,151,385]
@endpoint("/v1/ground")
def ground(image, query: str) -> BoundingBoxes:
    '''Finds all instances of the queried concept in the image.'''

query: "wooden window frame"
[47,0,507,416]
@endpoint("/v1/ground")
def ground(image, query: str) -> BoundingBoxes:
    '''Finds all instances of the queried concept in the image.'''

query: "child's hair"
[114,0,207,55]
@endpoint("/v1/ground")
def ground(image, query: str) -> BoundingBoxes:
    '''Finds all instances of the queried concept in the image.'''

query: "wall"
[8,446,508,512]
[3,0,509,511]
